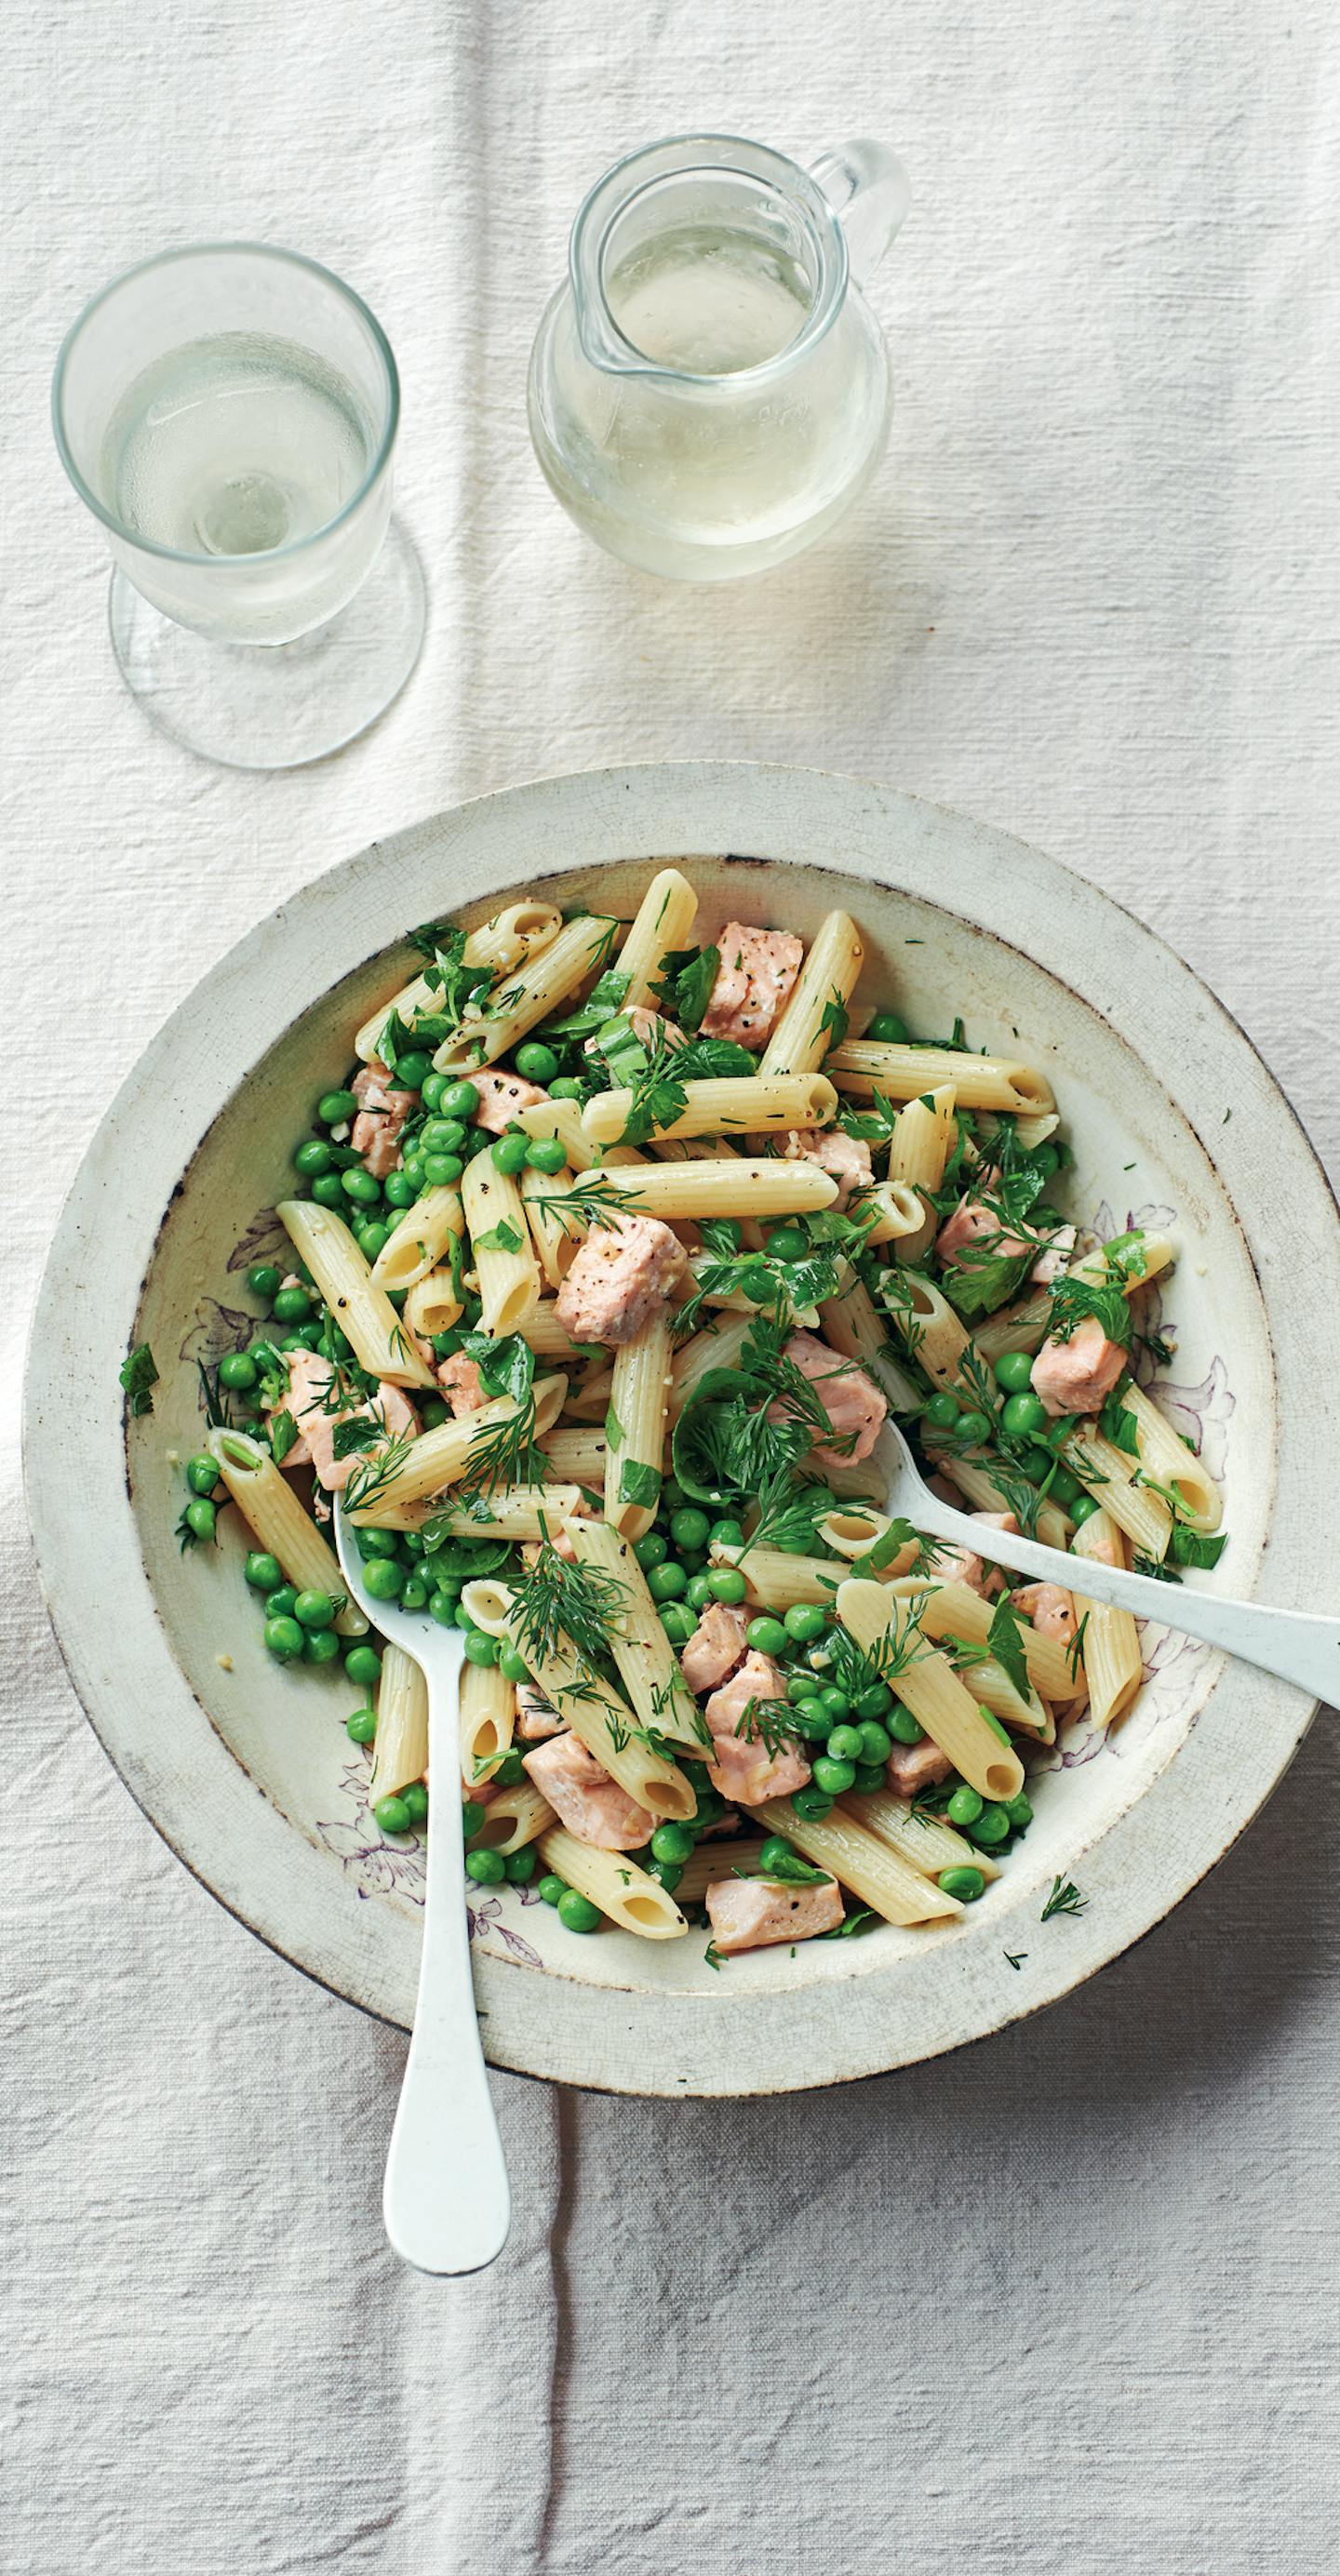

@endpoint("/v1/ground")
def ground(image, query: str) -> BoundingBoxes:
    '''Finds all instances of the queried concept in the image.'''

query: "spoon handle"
[923,1500,1340,1704]
[382,1650,511,2275]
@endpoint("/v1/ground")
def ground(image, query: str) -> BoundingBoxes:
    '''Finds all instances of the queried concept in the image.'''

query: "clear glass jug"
[528,133,909,581]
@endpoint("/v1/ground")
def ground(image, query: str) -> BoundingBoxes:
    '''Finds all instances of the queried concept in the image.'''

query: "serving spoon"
[868,1421,1340,1702]
[335,1505,510,2276]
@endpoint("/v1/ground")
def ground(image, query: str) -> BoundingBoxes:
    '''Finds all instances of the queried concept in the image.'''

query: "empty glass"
[53,244,425,769]
[528,134,910,581]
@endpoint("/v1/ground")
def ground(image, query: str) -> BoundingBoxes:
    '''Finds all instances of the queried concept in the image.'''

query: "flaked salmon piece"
[351,1059,416,1179]
[553,1210,688,1347]
[515,1680,566,1740]
[705,1871,844,1953]
[277,1346,419,1492]
[701,923,803,1052]
[470,1068,550,1133]
[1031,1315,1127,1417]
[436,1351,488,1416]
[704,1652,811,1806]
[1030,1223,1077,1287]
[782,1128,873,1209]
[936,1193,1036,1270]
[777,1328,887,1472]
[680,1602,751,1694]
[522,1730,653,1851]
[1012,1581,1079,1647]
[885,1737,952,1796]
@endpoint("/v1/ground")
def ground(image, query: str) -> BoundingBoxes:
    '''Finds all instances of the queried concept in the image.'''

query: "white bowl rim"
[23,761,1340,2096]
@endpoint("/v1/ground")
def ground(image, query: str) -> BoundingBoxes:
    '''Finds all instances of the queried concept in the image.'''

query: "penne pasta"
[461,1153,539,1338]
[493,1587,695,1820]
[757,909,865,1077]
[748,1797,964,1924]
[840,1788,1003,1884]
[554,1159,840,1223]
[613,867,698,1010]
[433,914,622,1074]
[521,1163,579,1288]
[673,1837,769,1905]
[565,1517,710,1752]
[582,1073,838,1147]
[206,1428,368,1635]
[603,1312,673,1541]
[369,1644,428,1797]
[837,1579,1025,1803]
[1118,1380,1221,1530]
[353,902,564,1061]
[470,1782,556,1855]
[882,1575,1084,1702]
[828,1039,1055,1115]
[276,1200,437,1389]
[346,1373,567,1522]
[538,1426,610,1486]
[404,1262,465,1341]
[536,1827,689,1939]
[1069,1507,1144,1728]
[459,1656,516,1786]
[369,1182,463,1295]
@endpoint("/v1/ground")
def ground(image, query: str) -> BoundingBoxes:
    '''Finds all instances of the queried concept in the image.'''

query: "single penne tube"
[353,902,563,1061]
[459,1577,513,1635]
[521,1163,579,1288]
[928,1451,1073,1551]
[840,1788,1003,1884]
[673,1837,769,1906]
[1069,1507,1144,1728]
[536,1826,689,1939]
[370,1183,463,1295]
[565,1518,709,1752]
[494,1590,694,1820]
[821,1458,886,1502]
[1013,1110,1060,1152]
[836,1579,1025,1802]
[538,1426,609,1486]
[881,1269,972,1392]
[613,867,698,1010]
[346,1373,567,1522]
[565,1365,614,1422]
[667,1312,756,1421]
[515,1299,596,1359]
[207,1427,368,1636]
[276,1200,437,1389]
[582,1072,838,1148]
[1118,1380,1222,1530]
[969,1657,1054,1742]
[422,1483,583,1543]
[708,1542,842,1609]
[758,909,865,1077]
[461,1155,539,1337]
[828,1039,1055,1116]
[369,1644,428,1796]
[818,1276,922,1415]
[404,1262,464,1341]
[882,1575,1084,1702]
[888,1084,958,1262]
[815,1508,920,1571]
[851,1180,925,1246]
[556,1159,839,1222]
[1063,1424,1173,1559]
[470,1782,556,1855]
[459,1657,516,1786]
[514,1095,647,1172]
[650,1135,752,1163]
[603,1312,673,1540]
[972,1291,1052,1364]
[747,1796,964,1925]
[433,914,621,1073]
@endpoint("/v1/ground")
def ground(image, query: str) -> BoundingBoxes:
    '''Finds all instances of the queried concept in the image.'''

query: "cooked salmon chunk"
[469,1068,550,1133]
[700,923,803,1051]
[705,1871,844,1954]
[935,1192,1037,1270]
[704,1652,811,1806]
[553,1211,688,1347]
[1031,1315,1127,1417]
[351,1059,415,1179]
[436,1351,488,1416]
[777,1329,887,1472]
[886,1738,952,1796]
[680,1602,751,1694]
[1012,1581,1079,1647]
[275,1346,418,1492]
[522,1730,653,1850]
[782,1128,873,1209]
[514,1680,566,1740]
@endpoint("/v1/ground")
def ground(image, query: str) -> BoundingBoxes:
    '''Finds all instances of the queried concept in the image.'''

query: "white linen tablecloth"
[6,4,1339,2569]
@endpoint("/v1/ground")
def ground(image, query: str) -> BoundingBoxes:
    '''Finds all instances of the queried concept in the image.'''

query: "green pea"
[382,1170,416,1209]
[264,1615,305,1662]
[812,1755,856,1795]
[264,1584,298,1620]
[634,1531,669,1570]
[182,1456,217,1501]
[421,1072,447,1112]
[401,1155,425,1187]
[346,1706,377,1744]
[957,1408,991,1446]
[1001,1793,1033,1834]
[866,1010,910,1044]
[504,1846,537,1882]
[538,1873,568,1906]
[490,1132,530,1175]
[247,1261,282,1302]
[525,1134,567,1175]
[357,1223,391,1261]
[853,1683,892,1721]
[890,1703,925,1745]
[1049,1467,1084,1510]
[659,1603,696,1644]
[670,1505,711,1553]
[1001,1391,1048,1439]
[271,1286,313,1325]
[708,1517,745,1549]
[317,1088,358,1125]
[923,1390,961,1432]
[946,1784,984,1827]
[370,1794,410,1837]
[415,1396,447,1433]
[759,1835,797,1872]
[557,1889,601,1932]
[394,1048,434,1091]
[309,1173,346,1208]
[401,1532,424,1558]
[938,1865,985,1902]
[463,1630,500,1666]
[825,1724,864,1761]
[744,1615,787,1658]
[454,1602,478,1632]
[423,1153,463,1186]
[499,1646,529,1683]
[786,1672,818,1703]
[791,1785,834,1822]
[363,1557,405,1603]
[970,1803,1012,1848]
[857,1720,892,1764]
[784,1602,826,1645]
[181,1496,215,1542]
[426,1591,456,1626]
[1018,1446,1054,1486]
[344,1644,382,1688]
[793,1699,833,1741]
[852,1761,887,1794]
[515,1041,559,1084]
[548,1077,583,1101]
[644,1857,683,1892]
[819,1687,851,1719]
[708,1567,747,1605]
[764,1224,809,1262]
[490,1751,527,1788]
[1069,1491,1101,1526]
[218,1350,258,1393]
[650,1822,696,1865]
[293,1138,332,1178]
[400,1782,430,1825]
[303,1628,341,1666]
[682,1573,711,1612]
[432,1328,464,1358]
[993,1349,1036,1395]
[460,1800,488,1841]
[463,1846,504,1884]
[341,1168,382,1207]
[356,1528,399,1560]
[293,1588,335,1631]
[691,1786,724,1827]
[648,1561,688,1602]
[1031,1141,1061,1177]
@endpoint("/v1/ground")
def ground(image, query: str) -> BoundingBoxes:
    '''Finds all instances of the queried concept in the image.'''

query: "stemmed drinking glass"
[52,243,425,769]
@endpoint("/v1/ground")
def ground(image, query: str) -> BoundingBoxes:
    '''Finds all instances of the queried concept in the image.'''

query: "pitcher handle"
[809,140,910,284]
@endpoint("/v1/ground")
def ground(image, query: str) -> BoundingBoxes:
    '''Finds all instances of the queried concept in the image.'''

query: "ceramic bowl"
[25,764,1339,2094]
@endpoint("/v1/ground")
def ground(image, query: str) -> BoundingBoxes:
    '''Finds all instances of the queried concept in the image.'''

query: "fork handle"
[382,1654,511,2274]
[922,1500,1340,1705]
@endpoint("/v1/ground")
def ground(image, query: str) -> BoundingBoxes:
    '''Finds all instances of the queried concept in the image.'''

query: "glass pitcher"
[528,133,909,581]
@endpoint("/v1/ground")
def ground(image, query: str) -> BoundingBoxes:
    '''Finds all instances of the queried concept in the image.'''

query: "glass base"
[107,517,427,770]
